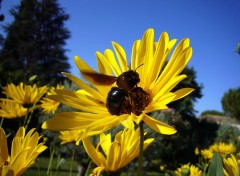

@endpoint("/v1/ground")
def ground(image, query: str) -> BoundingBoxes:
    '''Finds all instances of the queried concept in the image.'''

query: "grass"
[24,157,79,176]
[24,157,162,176]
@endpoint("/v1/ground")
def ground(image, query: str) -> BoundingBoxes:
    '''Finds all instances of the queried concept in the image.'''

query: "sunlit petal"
[0,127,46,176]
[143,114,177,134]
[83,127,154,175]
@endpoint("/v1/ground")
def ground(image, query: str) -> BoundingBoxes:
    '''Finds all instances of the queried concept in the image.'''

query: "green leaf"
[237,43,240,55]
[29,75,38,82]
[207,152,224,176]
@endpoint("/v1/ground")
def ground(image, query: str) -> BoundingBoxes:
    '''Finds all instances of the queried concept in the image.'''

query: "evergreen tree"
[236,43,240,55]
[0,0,70,86]
[0,0,4,21]
[221,87,240,119]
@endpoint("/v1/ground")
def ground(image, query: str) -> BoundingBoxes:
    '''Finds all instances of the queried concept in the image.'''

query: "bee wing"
[81,71,117,85]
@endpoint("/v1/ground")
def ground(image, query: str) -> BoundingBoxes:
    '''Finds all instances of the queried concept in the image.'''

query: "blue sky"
[1,0,240,116]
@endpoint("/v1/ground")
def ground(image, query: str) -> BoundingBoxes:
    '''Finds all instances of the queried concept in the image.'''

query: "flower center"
[129,87,150,116]
[106,87,149,116]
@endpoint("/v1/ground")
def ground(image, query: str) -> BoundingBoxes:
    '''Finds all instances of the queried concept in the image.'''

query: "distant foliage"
[0,0,4,22]
[201,110,224,116]
[144,110,218,170]
[221,87,240,119]
[236,43,240,55]
[0,0,70,86]
[215,122,240,149]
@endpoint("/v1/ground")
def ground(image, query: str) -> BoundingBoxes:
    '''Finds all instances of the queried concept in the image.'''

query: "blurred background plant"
[236,43,240,55]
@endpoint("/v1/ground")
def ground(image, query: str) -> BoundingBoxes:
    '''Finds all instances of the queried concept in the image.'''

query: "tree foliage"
[0,0,4,22]
[236,43,240,55]
[201,110,224,116]
[0,0,70,86]
[221,87,240,119]
[144,111,218,170]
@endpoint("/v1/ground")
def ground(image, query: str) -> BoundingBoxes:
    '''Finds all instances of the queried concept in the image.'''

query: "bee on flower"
[42,28,194,139]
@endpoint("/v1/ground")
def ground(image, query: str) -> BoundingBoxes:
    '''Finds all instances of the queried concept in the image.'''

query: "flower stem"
[36,159,41,176]
[84,160,92,176]
[24,102,36,130]
[70,148,75,176]
[137,121,144,176]
[0,117,4,127]
[55,153,61,175]
[47,146,55,175]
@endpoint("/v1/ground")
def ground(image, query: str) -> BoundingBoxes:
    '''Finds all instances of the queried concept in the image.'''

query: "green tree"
[168,66,203,118]
[236,43,240,55]
[0,0,70,86]
[144,111,218,170]
[221,87,240,119]
[201,110,224,116]
[0,0,4,22]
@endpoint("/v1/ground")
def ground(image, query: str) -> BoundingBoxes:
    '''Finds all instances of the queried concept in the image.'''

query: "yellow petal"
[149,92,176,111]
[10,148,31,175]
[131,40,141,70]
[146,32,169,88]
[107,142,121,170]
[104,49,121,76]
[96,52,112,75]
[145,103,168,113]
[0,128,9,162]
[173,88,195,101]
[112,42,128,72]
[62,72,105,101]
[143,114,176,135]
[42,112,109,131]
[49,91,107,113]
[100,133,112,156]
[74,56,96,76]
[86,115,127,136]
[139,28,154,85]
[152,75,187,101]
[82,137,102,166]
[152,47,192,95]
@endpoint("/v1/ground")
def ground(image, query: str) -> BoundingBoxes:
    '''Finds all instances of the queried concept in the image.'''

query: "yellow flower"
[2,82,48,106]
[201,149,214,160]
[223,154,239,176]
[0,100,28,118]
[195,147,200,155]
[40,84,64,114]
[235,152,240,165]
[210,142,236,156]
[0,127,47,176]
[59,129,86,144]
[42,28,193,137]
[175,164,202,176]
[160,165,165,171]
[83,128,154,176]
